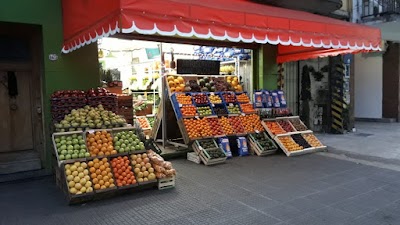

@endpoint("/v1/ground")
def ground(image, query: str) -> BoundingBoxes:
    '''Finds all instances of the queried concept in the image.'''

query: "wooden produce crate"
[274,134,315,157]
[60,161,95,204]
[192,139,219,155]
[301,131,327,153]
[275,117,298,133]
[135,116,152,130]
[261,119,286,138]
[158,176,176,190]
[52,131,89,167]
[248,132,278,156]
[199,148,227,166]
[287,116,309,131]
[187,152,201,164]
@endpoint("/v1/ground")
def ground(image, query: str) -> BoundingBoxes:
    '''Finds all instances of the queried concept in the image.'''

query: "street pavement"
[2,154,400,225]
[317,121,400,168]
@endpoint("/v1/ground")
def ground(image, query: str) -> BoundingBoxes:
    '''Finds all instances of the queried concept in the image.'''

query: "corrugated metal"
[283,61,299,115]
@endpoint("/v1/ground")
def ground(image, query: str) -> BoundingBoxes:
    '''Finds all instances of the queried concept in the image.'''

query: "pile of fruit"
[54,133,89,160]
[227,104,241,114]
[51,90,87,122]
[65,162,93,195]
[86,88,118,113]
[198,77,216,92]
[136,117,151,129]
[193,93,209,105]
[131,153,156,182]
[205,148,226,159]
[175,94,192,105]
[213,80,234,92]
[180,105,197,117]
[236,93,250,103]
[291,134,312,149]
[265,121,286,135]
[220,65,235,74]
[185,80,201,92]
[113,130,145,153]
[289,118,308,131]
[197,106,213,116]
[147,150,176,178]
[54,105,127,132]
[197,139,218,149]
[147,117,155,128]
[207,118,224,136]
[209,94,222,104]
[278,120,296,132]
[112,156,136,187]
[251,133,276,151]
[240,103,256,114]
[88,158,115,190]
[167,76,186,92]
[229,116,245,133]
[303,133,323,147]
[239,114,264,133]
[212,105,228,115]
[222,92,236,103]
[277,136,303,152]
[219,117,235,135]
[183,118,203,138]
[226,76,243,92]
[86,130,117,157]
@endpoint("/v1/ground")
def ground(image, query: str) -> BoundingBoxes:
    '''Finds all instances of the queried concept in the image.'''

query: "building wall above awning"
[62,0,382,63]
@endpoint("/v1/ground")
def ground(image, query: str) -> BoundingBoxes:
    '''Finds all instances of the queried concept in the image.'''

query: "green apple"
[72,153,78,159]
[65,154,72,160]
[67,145,74,151]
[59,155,65,160]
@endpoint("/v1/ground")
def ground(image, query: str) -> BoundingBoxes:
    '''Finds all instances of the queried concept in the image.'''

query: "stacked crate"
[117,95,133,124]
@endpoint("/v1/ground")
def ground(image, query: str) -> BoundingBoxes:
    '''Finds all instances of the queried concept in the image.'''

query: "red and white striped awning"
[62,0,381,63]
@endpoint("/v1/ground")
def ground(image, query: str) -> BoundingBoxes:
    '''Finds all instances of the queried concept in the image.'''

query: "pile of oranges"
[167,75,185,92]
[240,103,256,114]
[86,130,117,157]
[278,136,303,152]
[240,114,264,133]
[236,93,250,103]
[180,105,197,117]
[265,121,286,135]
[111,156,136,187]
[176,94,192,105]
[219,117,234,135]
[88,158,115,190]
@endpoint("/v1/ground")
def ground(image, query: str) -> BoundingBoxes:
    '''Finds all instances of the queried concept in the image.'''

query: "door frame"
[0,22,45,167]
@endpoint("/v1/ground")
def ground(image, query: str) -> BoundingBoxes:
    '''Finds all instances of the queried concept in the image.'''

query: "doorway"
[0,22,44,174]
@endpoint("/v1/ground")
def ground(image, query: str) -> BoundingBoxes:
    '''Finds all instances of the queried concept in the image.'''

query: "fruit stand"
[51,98,177,203]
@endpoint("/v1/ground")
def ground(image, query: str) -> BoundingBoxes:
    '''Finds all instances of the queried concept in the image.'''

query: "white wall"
[354,54,383,118]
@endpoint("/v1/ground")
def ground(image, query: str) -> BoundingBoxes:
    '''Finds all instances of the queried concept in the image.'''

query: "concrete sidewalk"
[2,154,400,225]
[316,122,400,167]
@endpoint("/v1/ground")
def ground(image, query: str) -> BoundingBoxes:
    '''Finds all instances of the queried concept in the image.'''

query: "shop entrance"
[0,23,43,174]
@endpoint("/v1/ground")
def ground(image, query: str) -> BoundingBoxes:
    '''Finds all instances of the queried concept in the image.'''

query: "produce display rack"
[261,118,299,139]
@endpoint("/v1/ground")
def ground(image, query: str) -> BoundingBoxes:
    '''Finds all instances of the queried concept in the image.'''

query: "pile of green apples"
[54,133,90,160]
[113,130,145,153]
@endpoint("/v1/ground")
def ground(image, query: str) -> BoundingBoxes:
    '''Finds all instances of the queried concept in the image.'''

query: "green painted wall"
[0,0,99,171]
[257,45,278,90]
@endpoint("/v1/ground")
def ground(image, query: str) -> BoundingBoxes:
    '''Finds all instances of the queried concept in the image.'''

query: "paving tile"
[216,211,281,225]
[285,197,327,212]
[261,203,304,221]
[331,199,376,217]
[340,177,387,194]
[305,187,360,205]
[309,206,353,224]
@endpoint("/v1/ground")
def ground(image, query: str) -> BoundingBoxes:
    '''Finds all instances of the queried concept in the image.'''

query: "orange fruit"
[96,169,101,175]
[90,173,97,179]
[99,180,105,186]
[93,158,99,163]
[89,167,95,173]
[92,178,99,184]
[94,184,100,189]
[94,163,99,169]
[88,161,94,167]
